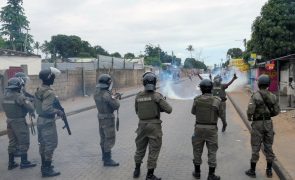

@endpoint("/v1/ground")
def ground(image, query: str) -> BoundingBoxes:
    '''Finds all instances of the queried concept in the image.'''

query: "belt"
[39,114,55,119]
[253,116,271,121]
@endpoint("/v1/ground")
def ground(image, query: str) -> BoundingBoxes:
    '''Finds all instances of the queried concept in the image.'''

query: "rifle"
[53,98,72,135]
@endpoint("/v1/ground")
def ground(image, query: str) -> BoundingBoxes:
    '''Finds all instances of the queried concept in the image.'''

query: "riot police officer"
[35,67,63,177]
[245,74,280,178]
[133,72,172,180]
[14,72,34,101]
[2,77,36,170]
[94,74,120,166]
[191,79,226,180]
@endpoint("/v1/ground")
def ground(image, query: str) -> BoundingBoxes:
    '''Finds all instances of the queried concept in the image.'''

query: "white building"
[0,49,41,75]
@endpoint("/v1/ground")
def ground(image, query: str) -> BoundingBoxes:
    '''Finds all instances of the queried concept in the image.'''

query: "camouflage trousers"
[37,117,58,161]
[220,101,226,123]
[98,118,116,153]
[192,127,218,167]
[7,118,30,155]
[250,120,275,163]
[134,123,163,169]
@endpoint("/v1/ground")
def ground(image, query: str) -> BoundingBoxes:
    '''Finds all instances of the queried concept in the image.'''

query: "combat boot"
[207,167,220,180]
[20,154,36,169]
[8,153,18,170]
[103,152,119,166]
[42,161,60,177]
[133,163,141,178]
[266,162,273,178]
[101,146,105,161]
[245,162,256,178]
[192,164,201,179]
[41,155,54,172]
[146,169,161,180]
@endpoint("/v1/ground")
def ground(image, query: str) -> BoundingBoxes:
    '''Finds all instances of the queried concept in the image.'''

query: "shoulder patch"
[136,96,153,102]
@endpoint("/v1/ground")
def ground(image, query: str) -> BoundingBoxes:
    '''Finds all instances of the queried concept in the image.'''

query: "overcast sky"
[0,0,268,66]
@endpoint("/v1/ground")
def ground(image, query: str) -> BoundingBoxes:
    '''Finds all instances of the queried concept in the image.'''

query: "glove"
[233,73,238,79]
[222,122,227,132]
[56,110,65,117]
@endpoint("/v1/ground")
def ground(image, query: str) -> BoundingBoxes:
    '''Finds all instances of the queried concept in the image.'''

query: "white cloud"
[0,0,268,65]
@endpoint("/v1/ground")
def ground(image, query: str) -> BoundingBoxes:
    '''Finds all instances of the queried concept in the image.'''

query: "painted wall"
[0,56,41,75]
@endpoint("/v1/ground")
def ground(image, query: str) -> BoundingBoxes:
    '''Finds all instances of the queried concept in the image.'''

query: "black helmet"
[6,77,23,89]
[143,72,157,91]
[96,74,112,89]
[199,79,213,93]
[258,74,270,87]
[39,67,61,85]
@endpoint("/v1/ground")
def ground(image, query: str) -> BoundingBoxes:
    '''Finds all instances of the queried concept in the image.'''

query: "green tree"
[247,0,295,61]
[186,45,194,58]
[40,40,50,58]
[111,52,121,58]
[49,34,82,58]
[183,58,207,70]
[144,56,161,66]
[227,48,243,59]
[34,41,40,55]
[93,45,109,56]
[0,36,6,48]
[124,52,135,59]
[0,0,33,52]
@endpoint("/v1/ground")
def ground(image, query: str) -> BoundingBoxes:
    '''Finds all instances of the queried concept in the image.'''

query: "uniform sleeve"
[191,98,197,115]
[42,90,59,115]
[135,94,139,114]
[247,96,256,121]
[155,93,172,114]
[104,92,120,111]
[16,95,34,113]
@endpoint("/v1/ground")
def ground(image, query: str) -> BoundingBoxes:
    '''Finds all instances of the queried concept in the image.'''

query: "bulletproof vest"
[2,92,27,118]
[194,95,219,125]
[35,87,49,115]
[212,85,226,99]
[94,90,116,115]
[136,92,159,120]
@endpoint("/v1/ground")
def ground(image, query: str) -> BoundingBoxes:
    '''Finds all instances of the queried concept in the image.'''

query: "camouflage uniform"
[35,85,59,162]
[134,91,172,169]
[2,90,34,156]
[94,89,120,154]
[212,84,227,125]
[247,89,278,163]
[191,93,222,167]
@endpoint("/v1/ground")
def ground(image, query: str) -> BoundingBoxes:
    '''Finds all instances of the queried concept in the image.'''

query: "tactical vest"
[136,93,159,120]
[212,86,226,100]
[194,96,219,125]
[2,93,27,118]
[94,90,115,115]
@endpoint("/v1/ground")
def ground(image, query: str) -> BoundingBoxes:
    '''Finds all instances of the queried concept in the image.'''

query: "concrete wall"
[0,56,41,75]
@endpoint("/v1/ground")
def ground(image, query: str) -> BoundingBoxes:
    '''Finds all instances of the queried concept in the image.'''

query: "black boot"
[8,153,18,170]
[192,164,201,179]
[101,146,105,161]
[207,167,220,180]
[133,163,141,178]
[146,169,161,180]
[41,155,54,172]
[103,152,119,166]
[245,162,256,178]
[266,162,273,178]
[20,154,36,169]
[42,161,60,177]
[14,148,22,158]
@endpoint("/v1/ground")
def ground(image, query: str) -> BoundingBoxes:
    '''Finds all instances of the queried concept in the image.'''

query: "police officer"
[197,73,237,132]
[35,67,63,177]
[14,72,35,157]
[94,74,120,166]
[191,79,226,180]
[2,77,36,170]
[133,72,172,180]
[245,74,280,178]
